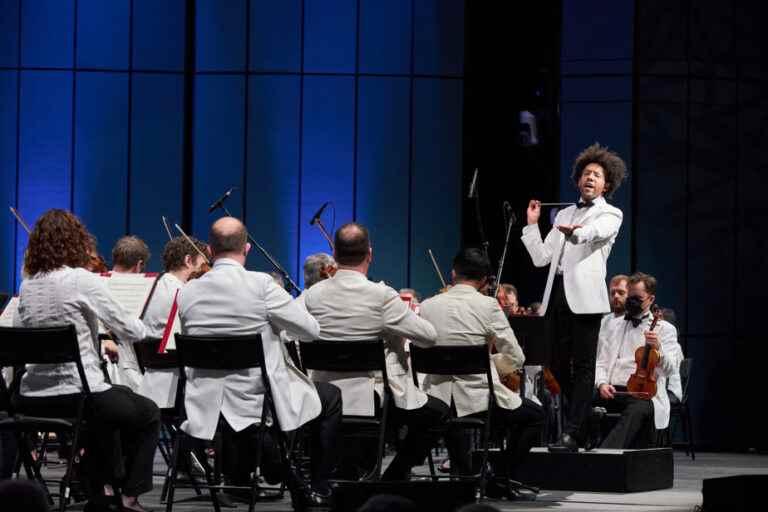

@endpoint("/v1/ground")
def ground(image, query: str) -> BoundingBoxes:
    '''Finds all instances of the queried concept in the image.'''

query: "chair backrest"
[299,340,385,371]
[679,357,693,401]
[0,324,91,395]
[410,344,491,376]
[410,344,496,406]
[299,340,389,387]
[133,338,179,371]
[174,333,266,371]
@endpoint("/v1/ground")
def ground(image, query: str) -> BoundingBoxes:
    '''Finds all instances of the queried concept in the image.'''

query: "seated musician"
[139,235,207,408]
[594,272,682,448]
[176,217,342,506]
[419,249,544,482]
[302,222,447,481]
[12,209,159,512]
[103,235,152,391]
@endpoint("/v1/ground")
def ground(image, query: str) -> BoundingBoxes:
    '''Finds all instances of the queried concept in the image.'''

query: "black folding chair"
[166,333,287,512]
[299,339,390,481]
[659,357,695,459]
[133,338,203,503]
[410,344,495,496]
[0,325,124,512]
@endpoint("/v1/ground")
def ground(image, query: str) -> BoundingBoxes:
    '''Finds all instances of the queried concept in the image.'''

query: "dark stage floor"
[31,451,768,511]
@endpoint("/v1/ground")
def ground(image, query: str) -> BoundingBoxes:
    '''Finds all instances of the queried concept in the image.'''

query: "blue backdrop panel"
[300,76,354,288]
[413,0,464,77]
[192,75,245,240]
[133,0,185,71]
[0,0,20,67]
[562,0,634,62]
[245,75,300,278]
[76,0,130,70]
[249,0,301,72]
[560,77,633,278]
[73,72,129,259]
[130,73,185,270]
[410,78,462,296]
[196,0,246,72]
[635,78,687,333]
[356,76,410,289]
[17,71,73,285]
[0,71,17,294]
[358,0,411,75]
[21,0,74,68]
[303,0,356,74]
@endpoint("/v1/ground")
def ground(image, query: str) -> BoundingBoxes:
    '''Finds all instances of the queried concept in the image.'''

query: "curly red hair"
[24,209,94,275]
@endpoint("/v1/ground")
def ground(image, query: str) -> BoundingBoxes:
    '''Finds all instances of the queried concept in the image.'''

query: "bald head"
[209,217,247,257]
[334,222,370,267]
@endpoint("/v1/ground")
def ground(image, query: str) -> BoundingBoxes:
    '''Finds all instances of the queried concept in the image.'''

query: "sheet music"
[0,297,19,327]
[100,273,157,318]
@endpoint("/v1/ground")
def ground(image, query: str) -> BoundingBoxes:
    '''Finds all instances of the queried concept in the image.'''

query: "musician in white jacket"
[595,273,682,448]
[177,217,341,502]
[139,235,207,408]
[419,249,544,480]
[521,143,627,451]
[303,222,447,481]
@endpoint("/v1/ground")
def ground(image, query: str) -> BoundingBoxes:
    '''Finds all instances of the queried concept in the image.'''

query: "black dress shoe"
[548,432,579,453]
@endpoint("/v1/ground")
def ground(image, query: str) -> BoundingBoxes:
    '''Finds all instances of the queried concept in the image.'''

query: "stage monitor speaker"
[702,474,768,511]
[329,480,476,511]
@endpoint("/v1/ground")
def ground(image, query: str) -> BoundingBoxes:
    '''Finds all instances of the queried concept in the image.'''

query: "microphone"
[309,202,330,226]
[208,187,236,213]
[468,168,479,199]
[503,201,517,226]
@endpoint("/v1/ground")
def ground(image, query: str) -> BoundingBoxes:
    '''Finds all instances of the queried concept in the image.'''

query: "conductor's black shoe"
[548,432,579,453]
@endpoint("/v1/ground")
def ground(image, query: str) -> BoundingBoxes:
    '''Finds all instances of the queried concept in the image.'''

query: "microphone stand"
[494,207,517,290]
[311,218,334,251]
[215,204,302,295]
[470,175,495,295]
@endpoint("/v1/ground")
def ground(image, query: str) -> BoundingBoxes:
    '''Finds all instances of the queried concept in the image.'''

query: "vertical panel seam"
[70,0,78,212]
[406,0,415,287]
[181,0,196,232]
[297,0,305,284]
[630,0,638,274]
[242,0,251,225]
[126,0,134,234]
[13,0,23,292]
[352,0,359,221]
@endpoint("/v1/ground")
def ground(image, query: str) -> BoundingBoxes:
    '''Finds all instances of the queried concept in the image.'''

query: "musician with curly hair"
[521,143,627,452]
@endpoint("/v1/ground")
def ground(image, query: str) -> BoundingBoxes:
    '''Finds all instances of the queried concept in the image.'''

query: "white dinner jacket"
[520,196,622,315]
[177,258,321,440]
[302,269,437,416]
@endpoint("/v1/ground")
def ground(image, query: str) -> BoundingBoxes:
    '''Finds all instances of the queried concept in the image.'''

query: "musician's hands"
[644,331,660,350]
[103,339,119,363]
[556,224,583,236]
[527,200,541,225]
[599,383,616,399]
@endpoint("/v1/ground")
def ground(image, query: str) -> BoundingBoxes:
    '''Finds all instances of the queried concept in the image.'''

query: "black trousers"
[13,385,160,497]
[222,381,342,493]
[382,395,449,480]
[549,275,602,437]
[448,398,544,480]
[595,386,655,449]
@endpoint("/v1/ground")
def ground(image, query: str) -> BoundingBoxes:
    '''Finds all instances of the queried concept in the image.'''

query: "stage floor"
[36,451,768,511]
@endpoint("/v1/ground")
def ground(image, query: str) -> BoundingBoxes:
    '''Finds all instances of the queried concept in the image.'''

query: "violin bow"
[161,216,174,241]
[173,223,211,266]
[9,206,31,235]
[427,249,448,289]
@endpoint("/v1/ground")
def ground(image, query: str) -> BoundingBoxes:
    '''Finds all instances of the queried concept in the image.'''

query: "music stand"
[508,315,550,366]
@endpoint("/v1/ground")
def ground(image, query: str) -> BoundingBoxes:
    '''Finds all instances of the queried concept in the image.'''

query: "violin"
[625,305,663,400]
[188,261,211,280]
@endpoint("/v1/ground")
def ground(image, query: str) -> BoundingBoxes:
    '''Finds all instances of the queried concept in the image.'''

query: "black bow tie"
[624,313,649,328]
[577,200,594,209]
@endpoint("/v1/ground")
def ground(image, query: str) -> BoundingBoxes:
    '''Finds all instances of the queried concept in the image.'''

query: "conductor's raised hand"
[527,199,541,225]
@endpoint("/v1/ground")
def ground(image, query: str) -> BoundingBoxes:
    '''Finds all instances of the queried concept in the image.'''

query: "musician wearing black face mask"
[594,273,682,449]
